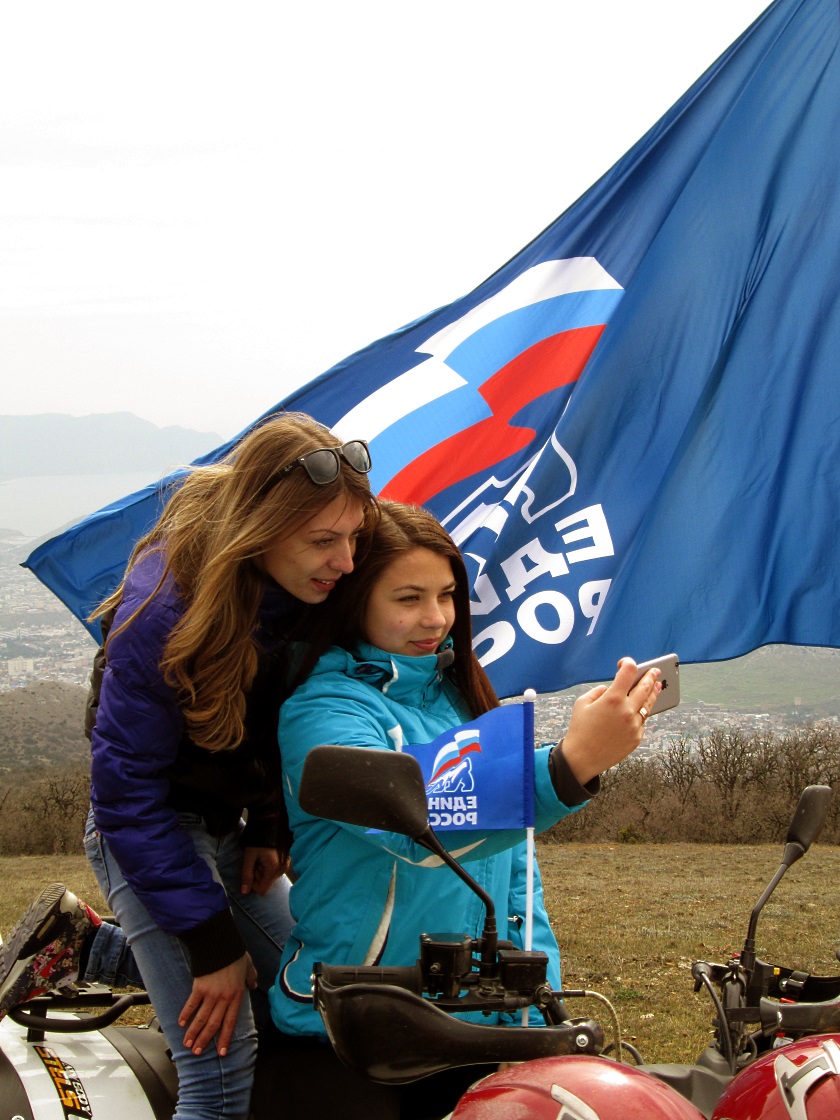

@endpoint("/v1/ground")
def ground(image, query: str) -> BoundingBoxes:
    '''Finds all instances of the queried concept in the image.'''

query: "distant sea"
[0,473,163,541]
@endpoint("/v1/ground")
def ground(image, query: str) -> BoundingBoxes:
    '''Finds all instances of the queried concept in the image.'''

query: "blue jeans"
[84,808,292,1120]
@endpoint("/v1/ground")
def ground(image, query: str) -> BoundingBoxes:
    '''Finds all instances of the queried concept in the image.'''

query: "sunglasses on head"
[274,439,372,487]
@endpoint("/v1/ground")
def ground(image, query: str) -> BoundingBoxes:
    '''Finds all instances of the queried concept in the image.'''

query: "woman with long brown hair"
[0,412,377,1120]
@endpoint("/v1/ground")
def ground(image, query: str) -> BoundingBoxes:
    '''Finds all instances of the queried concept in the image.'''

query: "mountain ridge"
[0,413,222,482]
[0,413,224,539]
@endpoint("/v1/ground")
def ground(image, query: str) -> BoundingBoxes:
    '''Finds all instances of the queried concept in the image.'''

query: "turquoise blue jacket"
[269,641,579,1039]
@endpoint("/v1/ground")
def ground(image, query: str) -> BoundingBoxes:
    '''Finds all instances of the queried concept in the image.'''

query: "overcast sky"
[2,0,770,441]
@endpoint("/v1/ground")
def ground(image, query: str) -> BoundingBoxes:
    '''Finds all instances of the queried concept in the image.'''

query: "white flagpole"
[521,688,537,1026]
[524,825,535,952]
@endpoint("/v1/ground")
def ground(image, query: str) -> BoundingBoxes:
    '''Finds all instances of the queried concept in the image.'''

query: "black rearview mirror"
[299,744,430,840]
[783,783,832,866]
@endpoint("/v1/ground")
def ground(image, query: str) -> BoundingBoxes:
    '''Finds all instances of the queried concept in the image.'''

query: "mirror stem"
[417,826,498,976]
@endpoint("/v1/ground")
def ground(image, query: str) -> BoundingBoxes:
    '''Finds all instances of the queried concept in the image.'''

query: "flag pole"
[522,688,537,1026]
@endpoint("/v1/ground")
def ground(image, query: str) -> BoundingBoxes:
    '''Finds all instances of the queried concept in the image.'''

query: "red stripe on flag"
[430,741,482,782]
[381,324,604,504]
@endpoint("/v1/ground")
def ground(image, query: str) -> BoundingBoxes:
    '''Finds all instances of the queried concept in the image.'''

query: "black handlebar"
[315,975,603,1083]
[8,991,152,1033]
[318,963,423,994]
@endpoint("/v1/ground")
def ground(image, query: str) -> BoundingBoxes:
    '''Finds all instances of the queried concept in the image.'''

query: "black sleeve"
[548,740,601,807]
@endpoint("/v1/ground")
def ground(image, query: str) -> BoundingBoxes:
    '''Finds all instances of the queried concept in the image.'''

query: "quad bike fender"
[0,1013,176,1120]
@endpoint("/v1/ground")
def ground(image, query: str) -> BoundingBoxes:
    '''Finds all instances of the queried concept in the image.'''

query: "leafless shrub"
[547,724,840,845]
[0,765,89,854]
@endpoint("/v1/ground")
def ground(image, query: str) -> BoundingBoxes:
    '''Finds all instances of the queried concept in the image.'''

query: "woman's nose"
[329,541,355,573]
[422,603,447,627]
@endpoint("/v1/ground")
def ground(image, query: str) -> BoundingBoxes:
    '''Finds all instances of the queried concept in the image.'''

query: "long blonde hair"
[94,412,378,751]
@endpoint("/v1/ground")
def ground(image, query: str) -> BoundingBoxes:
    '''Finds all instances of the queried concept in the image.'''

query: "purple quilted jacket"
[90,548,300,975]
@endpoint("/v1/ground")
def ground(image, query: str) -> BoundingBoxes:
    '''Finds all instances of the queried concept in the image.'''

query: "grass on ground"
[538,841,840,1063]
[1,844,838,1065]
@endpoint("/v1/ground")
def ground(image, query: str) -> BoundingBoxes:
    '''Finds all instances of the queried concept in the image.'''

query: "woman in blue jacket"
[259,501,661,1119]
[0,413,377,1120]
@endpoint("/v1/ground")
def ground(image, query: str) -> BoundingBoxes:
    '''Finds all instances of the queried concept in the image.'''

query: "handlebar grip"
[761,994,840,1034]
[316,962,423,994]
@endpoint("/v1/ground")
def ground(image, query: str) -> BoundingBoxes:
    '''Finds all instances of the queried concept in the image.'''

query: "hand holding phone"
[630,653,680,715]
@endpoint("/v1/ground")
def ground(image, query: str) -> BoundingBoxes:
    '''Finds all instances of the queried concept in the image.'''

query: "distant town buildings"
[6,657,36,677]
[509,675,828,749]
[0,543,97,689]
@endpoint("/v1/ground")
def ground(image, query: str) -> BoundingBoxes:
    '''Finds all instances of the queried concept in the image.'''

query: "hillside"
[678,644,840,714]
[0,413,221,482]
[3,647,840,777]
[561,644,840,718]
[0,682,89,770]
[0,412,223,541]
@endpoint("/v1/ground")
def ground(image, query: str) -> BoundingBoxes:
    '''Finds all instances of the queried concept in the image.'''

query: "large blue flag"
[25,0,840,698]
[401,703,535,832]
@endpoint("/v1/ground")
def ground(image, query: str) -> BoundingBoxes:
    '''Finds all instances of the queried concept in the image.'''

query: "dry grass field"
[538,840,840,1064]
[2,844,838,1067]
[0,855,106,923]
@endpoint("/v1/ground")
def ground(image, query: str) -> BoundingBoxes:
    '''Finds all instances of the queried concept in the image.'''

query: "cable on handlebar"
[569,990,627,1063]
[695,971,735,1074]
[601,1039,644,1065]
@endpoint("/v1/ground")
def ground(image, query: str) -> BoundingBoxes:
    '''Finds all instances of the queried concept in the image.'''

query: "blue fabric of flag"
[401,704,535,831]
[24,0,840,701]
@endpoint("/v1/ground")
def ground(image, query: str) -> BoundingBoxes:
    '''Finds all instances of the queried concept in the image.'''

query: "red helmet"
[711,1035,840,1120]
[450,1055,706,1119]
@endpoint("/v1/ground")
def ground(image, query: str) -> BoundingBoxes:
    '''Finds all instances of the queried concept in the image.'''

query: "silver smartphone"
[631,652,680,715]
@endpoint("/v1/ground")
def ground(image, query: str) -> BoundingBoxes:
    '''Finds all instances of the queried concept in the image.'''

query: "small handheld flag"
[402,701,535,833]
